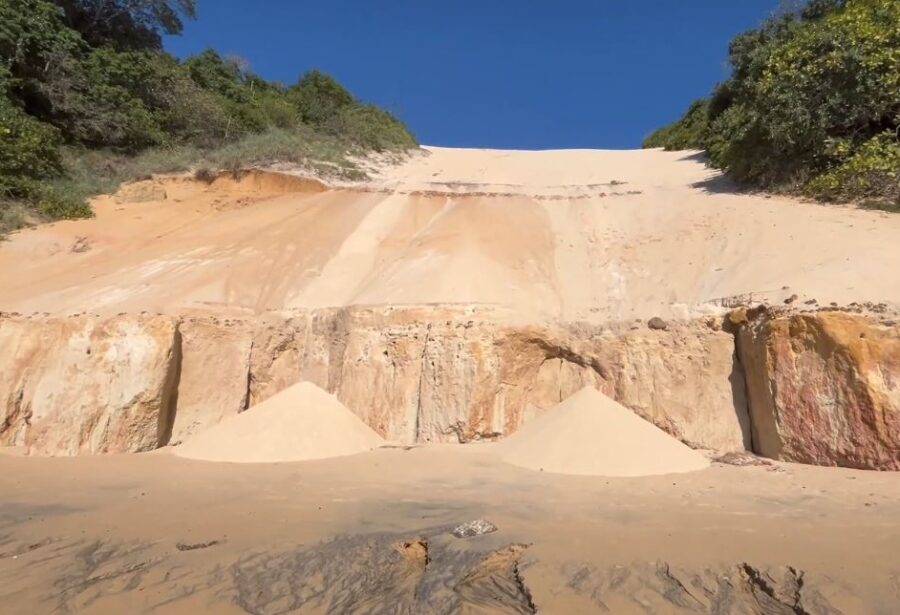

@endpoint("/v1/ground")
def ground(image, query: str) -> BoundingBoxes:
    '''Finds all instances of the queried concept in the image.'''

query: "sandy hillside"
[175,381,385,463]
[500,387,710,476]
[1,147,898,321]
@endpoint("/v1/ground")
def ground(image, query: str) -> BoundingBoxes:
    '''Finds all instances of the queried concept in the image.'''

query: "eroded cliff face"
[3,306,897,469]
[0,307,749,455]
[734,308,900,470]
[0,315,179,455]
[169,320,251,444]
[212,307,749,450]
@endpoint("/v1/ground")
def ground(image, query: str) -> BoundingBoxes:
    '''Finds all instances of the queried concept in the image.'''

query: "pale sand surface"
[174,382,384,464]
[1,147,898,321]
[0,445,898,613]
[500,387,710,477]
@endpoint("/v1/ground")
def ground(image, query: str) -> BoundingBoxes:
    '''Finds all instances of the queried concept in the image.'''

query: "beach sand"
[0,444,898,613]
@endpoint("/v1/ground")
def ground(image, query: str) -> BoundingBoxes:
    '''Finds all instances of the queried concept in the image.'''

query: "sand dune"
[1,147,898,321]
[499,387,710,477]
[175,381,385,463]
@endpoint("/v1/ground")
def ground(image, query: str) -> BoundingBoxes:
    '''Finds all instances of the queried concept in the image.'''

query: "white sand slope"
[499,387,710,477]
[175,381,384,463]
[3,147,899,320]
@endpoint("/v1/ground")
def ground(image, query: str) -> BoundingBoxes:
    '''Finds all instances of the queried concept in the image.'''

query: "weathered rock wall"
[0,307,750,456]
[244,307,749,450]
[734,308,900,470]
[169,319,251,444]
[0,315,179,455]
[7,305,895,468]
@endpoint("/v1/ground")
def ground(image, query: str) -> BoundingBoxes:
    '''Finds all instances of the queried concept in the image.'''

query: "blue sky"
[164,1,780,149]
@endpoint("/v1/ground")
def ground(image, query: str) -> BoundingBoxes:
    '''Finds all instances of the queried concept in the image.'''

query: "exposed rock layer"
[0,307,747,455]
[2,306,898,470]
[0,315,179,455]
[245,307,749,450]
[735,308,900,470]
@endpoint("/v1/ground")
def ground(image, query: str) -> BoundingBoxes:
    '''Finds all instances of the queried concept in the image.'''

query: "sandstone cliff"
[236,307,749,451]
[2,306,897,470]
[735,308,900,470]
[0,315,179,455]
[0,307,749,455]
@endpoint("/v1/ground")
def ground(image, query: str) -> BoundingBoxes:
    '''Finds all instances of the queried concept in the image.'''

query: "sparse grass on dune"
[201,126,368,180]
[0,127,382,237]
[0,2,417,238]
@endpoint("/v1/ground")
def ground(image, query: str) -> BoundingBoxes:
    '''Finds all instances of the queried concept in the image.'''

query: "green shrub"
[0,96,63,195]
[807,131,900,208]
[328,104,417,151]
[185,50,251,102]
[0,0,83,92]
[644,0,899,206]
[643,100,710,150]
[34,185,92,219]
[290,70,355,126]
[54,0,197,51]
[184,49,303,139]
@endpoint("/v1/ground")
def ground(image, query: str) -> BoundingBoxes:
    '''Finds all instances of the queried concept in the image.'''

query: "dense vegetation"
[0,0,416,234]
[644,0,899,210]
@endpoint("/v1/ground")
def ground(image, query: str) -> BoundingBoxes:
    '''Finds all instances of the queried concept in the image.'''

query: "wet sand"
[1,444,898,613]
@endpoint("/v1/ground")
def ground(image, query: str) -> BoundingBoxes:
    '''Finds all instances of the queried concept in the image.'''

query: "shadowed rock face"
[0,307,750,456]
[736,309,900,470]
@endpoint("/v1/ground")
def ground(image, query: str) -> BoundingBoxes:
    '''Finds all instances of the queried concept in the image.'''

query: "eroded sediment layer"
[2,305,898,469]
[0,306,747,455]
[735,307,900,470]
[0,314,180,455]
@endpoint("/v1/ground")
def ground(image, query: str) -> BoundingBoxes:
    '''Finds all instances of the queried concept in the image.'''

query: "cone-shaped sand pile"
[500,387,709,477]
[175,381,384,463]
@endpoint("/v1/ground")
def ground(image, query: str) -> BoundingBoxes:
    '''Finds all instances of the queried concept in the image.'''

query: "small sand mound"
[175,381,384,463]
[499,387,709,477]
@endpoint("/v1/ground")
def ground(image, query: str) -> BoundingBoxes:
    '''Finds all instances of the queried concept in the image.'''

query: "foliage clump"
[643,0,899,210]
[0,0,417,235]
[642,100,710,151]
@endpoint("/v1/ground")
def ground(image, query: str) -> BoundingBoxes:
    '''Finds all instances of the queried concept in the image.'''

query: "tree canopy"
[0,0,416,232]
[644,0,899,209]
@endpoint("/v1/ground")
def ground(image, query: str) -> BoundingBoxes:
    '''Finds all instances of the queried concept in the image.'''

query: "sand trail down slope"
[174,381,385,463]
[499,386,710,477]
